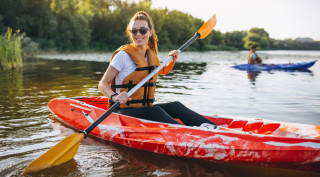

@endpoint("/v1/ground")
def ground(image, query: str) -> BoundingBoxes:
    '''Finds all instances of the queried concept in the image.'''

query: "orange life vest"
[108,44,160,109]
[247,51,253,64]
[247,51,262,64]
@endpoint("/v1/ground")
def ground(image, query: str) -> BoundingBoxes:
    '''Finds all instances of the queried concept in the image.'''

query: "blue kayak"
[232,60,317,71]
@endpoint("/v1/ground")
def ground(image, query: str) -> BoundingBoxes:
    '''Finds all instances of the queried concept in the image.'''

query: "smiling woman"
[98,11,216,126]
[22,12,217,174]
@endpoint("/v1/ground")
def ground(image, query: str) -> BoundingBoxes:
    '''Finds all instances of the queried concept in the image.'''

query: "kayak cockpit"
[204,115,320,139]
[70,96,320,140]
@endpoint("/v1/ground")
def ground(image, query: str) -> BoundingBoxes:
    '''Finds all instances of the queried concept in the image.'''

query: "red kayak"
[48,96,320,171]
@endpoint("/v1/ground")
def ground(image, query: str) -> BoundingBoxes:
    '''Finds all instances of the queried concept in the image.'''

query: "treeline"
[225,28,320,50]
[1,0,319,52]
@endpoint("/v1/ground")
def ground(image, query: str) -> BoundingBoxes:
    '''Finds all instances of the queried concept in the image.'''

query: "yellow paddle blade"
[198,14,217,39]
[23,133,85,174]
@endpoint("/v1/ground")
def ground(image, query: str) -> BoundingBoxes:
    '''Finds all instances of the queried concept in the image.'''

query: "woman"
[98,11,216,127]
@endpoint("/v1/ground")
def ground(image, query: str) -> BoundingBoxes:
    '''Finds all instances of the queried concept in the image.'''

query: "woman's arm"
[98,66,130,103]
[98,66,119,99]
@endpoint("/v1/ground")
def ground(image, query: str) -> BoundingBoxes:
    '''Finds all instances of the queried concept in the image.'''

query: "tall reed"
[0,28,22,71]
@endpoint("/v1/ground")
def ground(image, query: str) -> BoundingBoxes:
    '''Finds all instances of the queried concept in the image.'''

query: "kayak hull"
[47,96,320,171]
[232,60,317,71]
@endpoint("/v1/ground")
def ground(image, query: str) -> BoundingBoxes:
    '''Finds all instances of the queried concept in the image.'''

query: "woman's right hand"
[113,91,131,104]
[168,50,178,61]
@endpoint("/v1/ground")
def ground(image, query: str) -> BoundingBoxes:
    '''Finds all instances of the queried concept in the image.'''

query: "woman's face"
[130,20,152,47]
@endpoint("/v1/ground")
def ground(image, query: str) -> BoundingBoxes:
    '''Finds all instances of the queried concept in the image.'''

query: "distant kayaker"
[98,11,216,127]
[247,45,262,65]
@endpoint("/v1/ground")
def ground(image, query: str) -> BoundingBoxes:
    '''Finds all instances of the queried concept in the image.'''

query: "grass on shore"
[0,28,22,71]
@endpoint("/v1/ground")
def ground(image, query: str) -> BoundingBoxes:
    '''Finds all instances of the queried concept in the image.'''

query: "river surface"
[0,50,319,176]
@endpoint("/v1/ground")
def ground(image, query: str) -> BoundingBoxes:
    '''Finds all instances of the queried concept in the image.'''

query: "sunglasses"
[129,27,150,35]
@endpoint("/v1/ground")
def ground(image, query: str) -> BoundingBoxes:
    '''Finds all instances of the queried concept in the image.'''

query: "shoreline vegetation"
[0,27,38,71]
[1,0,320,71]
[0,28,22,71]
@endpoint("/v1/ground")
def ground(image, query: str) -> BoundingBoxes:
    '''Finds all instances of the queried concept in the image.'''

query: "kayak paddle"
[23,14,217,174]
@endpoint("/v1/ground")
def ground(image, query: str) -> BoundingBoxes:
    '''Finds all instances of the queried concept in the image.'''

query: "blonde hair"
[126,11,158,53]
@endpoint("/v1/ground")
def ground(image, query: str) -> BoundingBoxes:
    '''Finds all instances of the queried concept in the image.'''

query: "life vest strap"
[135,65,157,71]
[111,82,156,89]
[125,98,155,106]
[108,98,155,107]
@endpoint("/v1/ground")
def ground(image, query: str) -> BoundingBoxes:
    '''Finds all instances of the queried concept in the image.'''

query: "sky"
[151,0,320,41]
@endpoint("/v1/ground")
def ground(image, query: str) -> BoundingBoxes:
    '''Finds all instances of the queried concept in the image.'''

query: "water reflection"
[0,58,105,177]
[23,132,319,177]
[246,69,314,85]
[0,70,24,96]
[157,62,207,95]
[247,71,261,85]
[114,146,320,177]
[158,62,207,81]
[23,159,80,177]
[0,70,24,125]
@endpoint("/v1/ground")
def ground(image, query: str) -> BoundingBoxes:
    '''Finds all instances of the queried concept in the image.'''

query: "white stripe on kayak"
[263,141,320,149]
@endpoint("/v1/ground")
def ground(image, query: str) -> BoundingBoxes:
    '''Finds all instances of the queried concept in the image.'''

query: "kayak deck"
[48,96,320,171]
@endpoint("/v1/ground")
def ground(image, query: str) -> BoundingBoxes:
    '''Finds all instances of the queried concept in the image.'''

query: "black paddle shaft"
[82,102,121,136]
[178,33,200,52]
[82,32,201,136]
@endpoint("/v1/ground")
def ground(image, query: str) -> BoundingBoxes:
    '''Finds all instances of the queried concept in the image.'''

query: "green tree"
[150,8,170,48]
[51,0,91,51]
[210,30,225,46]
[243,27,272,49]
[225,31,246,49]
[162,10,195,48]
[87,2,113,50]
[273,39,320,50]
[0,0,57,49]
[191,18,210,50]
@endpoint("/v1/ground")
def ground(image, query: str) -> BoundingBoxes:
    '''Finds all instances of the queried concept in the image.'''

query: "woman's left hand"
[168,50,178,60]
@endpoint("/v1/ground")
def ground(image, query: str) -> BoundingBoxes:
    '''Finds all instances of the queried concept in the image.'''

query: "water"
[0,50,319,176]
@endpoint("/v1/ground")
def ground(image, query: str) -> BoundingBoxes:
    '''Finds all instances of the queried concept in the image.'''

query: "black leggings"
[116,101,216,126]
